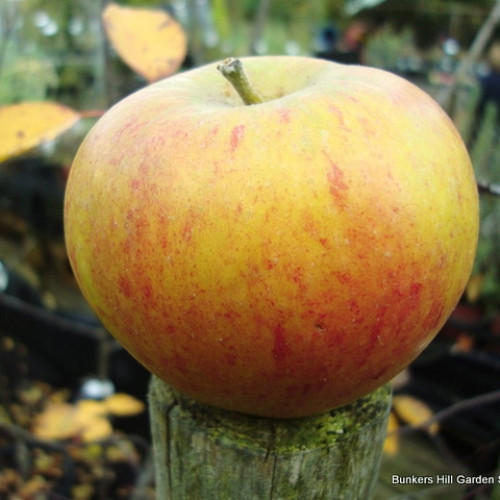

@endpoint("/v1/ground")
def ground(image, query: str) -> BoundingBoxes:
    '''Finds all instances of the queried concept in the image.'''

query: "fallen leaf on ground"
[103,393,145,417]
[392,394,439,435]
[383,411,400,456]
[33,402,114,442]
[32,403,82,441]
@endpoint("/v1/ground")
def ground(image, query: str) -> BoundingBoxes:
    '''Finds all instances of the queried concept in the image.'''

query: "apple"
[64,56,478,418]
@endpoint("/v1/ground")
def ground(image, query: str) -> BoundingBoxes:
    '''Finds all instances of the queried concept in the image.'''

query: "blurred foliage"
[0,0,107,108]
[454,78,500,313]
[0,57,58,104]
[470,104,500,313]
[364,25,417,70]
[1,0,495,99]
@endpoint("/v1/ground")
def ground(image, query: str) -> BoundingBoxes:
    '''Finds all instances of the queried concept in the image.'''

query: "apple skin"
[64,56,478,418]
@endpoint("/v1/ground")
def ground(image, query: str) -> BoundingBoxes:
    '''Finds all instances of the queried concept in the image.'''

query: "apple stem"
[217,58,264,106]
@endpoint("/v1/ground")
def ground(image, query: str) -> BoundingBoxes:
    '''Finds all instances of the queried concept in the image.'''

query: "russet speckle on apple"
[64,56,478,418]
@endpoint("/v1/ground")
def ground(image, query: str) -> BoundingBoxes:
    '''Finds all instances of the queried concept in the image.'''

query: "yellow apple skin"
[64,56,478,418]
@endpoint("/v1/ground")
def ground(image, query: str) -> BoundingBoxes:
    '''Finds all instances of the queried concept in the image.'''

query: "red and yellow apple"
[64,56,478,418]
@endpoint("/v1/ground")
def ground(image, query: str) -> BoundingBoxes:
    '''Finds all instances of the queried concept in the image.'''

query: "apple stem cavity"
[217,58,264,106]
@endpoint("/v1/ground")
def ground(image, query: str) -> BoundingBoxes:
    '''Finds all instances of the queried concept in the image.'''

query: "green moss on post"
[148,376,391,499]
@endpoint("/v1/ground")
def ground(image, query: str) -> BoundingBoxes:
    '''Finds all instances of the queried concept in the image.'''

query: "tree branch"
[391,389,500,436]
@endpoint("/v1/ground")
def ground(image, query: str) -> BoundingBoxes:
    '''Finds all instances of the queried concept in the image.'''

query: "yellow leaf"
[392,394,439,435]
[80,416,113,443]
[102,3,187,82]
[0,102,80,162]
[32,403,81,441]
[76,399,108,417]
[383,411,400,456]
[33,401,114,442]
[103,393,145,417]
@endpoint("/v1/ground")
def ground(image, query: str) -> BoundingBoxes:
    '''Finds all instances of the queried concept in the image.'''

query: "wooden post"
[148,376,391,499]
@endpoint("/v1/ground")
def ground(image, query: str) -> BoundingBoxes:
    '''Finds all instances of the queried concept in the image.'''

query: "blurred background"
[0,1,499,499]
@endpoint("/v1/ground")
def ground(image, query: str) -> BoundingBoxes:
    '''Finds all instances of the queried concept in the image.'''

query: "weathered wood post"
[149,376,391,499]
